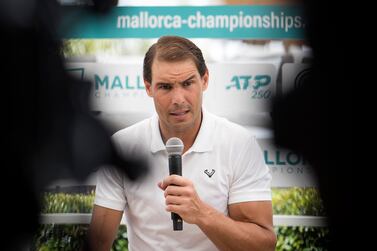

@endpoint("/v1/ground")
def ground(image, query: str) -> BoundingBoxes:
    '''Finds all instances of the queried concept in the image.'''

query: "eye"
[158,84,172,90]
[182,80,193,87]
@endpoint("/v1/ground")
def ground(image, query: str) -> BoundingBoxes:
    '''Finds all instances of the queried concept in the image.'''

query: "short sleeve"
[228,136,272,204]
[94,166,127,211]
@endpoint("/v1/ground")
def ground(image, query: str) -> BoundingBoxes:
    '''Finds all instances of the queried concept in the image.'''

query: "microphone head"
[166,137,184,156]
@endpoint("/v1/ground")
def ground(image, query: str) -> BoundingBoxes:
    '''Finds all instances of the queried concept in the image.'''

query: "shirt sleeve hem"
[228,189,272,204]
[94,197,126,211]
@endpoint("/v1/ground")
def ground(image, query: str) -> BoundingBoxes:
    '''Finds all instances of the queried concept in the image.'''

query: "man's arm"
[197,201,276,251]
[159,175,276,251]
[87,205,123,251]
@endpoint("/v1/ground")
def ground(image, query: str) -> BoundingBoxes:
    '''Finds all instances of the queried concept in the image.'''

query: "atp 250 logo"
[226,75,272,99]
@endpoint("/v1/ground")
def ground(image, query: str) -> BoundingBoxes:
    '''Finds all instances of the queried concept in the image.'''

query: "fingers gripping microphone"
[165,137,184,231]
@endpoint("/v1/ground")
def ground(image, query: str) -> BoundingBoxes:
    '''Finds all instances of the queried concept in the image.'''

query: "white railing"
[40,213,327,227]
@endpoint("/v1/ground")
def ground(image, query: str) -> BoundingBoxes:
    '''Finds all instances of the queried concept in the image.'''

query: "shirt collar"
[188,108,214,153]
[149,108,214,154]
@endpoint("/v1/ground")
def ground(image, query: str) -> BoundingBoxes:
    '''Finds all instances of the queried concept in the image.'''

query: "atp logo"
[226,75,272,99]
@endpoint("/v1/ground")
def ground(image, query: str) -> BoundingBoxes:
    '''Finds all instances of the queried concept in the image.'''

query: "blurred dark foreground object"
[0,0,147,250]
[271,0,355,249]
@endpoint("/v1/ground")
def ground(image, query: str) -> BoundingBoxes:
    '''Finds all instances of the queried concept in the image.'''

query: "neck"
[160,111,202,154]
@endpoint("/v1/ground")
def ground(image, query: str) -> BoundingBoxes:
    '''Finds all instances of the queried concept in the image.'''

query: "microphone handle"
[168,154,183,231]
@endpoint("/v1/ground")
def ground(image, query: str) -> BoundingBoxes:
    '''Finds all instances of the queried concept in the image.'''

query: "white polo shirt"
[94,109,271,251]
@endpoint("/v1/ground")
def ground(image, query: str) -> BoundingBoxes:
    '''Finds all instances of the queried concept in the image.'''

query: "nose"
[171,86,185,105]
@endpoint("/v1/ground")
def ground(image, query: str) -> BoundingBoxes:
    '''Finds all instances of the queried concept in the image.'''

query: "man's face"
[145,58,208,134]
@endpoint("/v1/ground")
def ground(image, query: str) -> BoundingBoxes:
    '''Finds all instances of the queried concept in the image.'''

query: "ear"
[202,70,209,91]
[144,80,153,97]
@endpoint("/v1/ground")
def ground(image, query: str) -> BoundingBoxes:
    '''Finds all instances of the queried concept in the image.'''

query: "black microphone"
[165,137,184,231]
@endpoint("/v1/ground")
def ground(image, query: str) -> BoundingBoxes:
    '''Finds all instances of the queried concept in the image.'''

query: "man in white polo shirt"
[88,36,276,251]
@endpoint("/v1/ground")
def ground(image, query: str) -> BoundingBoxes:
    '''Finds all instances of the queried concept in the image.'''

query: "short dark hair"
[143,36,207,83]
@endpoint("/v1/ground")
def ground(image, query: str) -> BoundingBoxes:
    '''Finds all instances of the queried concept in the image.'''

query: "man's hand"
[158,175,276,251]
[158,175,214,225]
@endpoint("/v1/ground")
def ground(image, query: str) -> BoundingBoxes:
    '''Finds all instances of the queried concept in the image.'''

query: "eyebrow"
[155,75,196,86]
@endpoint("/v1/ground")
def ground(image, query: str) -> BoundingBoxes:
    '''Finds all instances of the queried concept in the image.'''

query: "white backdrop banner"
[66,63,154,114]
[258,139,317,187]
[209,63,276,120]
[66,62,277,115]
[66,63,317,187]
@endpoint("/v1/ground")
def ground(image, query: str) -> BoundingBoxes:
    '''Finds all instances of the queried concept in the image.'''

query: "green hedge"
[272,188,329,250]
[42,192,95,213]
[33,188,329,250]
[33,224,89,251]
[272,188,325,216]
